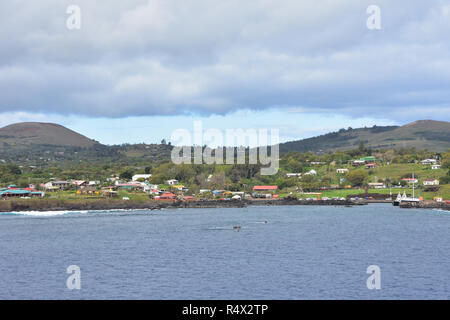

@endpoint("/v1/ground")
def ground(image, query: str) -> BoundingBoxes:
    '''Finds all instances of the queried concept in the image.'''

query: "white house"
[166,179,179,185]
[368,182,386,189]
[431,165,441,170]
[42,182,57,191]
[132,174,152,181]
[336,168,349,174]
[43,181,69,190]
[141,183,159,193]
[421,159,437,165]
[423,179,439,186]
[304,169,317,176]
[72,180,86,187]
[286,173,302,178]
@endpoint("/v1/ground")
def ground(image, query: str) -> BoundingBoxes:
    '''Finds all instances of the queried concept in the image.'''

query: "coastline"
[1,197,448,213]
[1,197,362,213]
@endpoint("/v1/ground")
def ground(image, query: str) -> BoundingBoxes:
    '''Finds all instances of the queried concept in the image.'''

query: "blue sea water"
[0,204,449,300]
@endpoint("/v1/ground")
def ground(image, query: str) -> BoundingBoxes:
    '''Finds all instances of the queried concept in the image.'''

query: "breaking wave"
[0,208,160,217]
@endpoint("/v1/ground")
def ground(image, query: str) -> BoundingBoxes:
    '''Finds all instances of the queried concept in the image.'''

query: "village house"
[252,186,278,198]
[251,187,278,199]
[253,186,278,192]
[166,179,179,185]
[132,174,152,181]
[421,159,437,165]
[101,190,118,198]
[336,168,349,174]
[360,156,377,162]
[366,163,378,169]
[115,182,143,191]
[141,184,159,194]
[106,176,119,183]
[423,179,439,186]
[304,169,317,176]
[402,178,418,184]
[431,164,441,170]
[173,184,188,192]
[43,180,70,191]
[72,180,87,188]
[368,182,386,189]
[286,173,302,178]
[351,160,366,166]
[155,192,177,200]
[0,186,45,198]
[52,181,70,190]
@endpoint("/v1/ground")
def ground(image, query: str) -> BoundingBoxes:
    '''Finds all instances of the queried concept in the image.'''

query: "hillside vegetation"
[280,120,450,153]
[0,122,98,149]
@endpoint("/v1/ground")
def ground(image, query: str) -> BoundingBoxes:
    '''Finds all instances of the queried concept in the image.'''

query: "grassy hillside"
[0,122,98,148]
[280,120,450,154]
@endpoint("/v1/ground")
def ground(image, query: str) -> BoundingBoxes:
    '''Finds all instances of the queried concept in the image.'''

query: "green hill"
[280,120,450,153]
[0,122,99,149]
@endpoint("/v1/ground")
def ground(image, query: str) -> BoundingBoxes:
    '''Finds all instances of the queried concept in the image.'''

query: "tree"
[301,174,315,183]
[5,164,22,175]
[346,169,368,187]
[150,173,169,184]
[119,170,134,180]
[442,152,450,169]
[440,173,450,184]
[358,141,366,154]
[144,166,152,174]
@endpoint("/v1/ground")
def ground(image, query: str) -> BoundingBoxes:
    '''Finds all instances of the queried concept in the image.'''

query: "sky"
[0,0,449,145]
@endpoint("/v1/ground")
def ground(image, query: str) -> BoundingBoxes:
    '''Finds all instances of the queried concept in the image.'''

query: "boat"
[393,173,422,206]
[393,192,402,206]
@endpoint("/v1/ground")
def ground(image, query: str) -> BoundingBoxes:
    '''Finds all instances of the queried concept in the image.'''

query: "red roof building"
[253,186,278,191]
[159,192,177,200]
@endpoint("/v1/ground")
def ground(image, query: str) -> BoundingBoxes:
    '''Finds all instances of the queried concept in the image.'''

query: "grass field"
[281,185,450,200]
[369,163,445,181]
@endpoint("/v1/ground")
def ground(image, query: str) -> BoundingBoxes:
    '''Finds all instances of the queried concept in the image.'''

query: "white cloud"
[0,0,449,120]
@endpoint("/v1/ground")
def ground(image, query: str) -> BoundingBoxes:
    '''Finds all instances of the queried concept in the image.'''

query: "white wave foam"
[432,208,450,213]
[3,208,160,217]
[10,210,72,216]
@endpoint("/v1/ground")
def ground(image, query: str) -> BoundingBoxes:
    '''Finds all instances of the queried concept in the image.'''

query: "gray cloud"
[0,0,449,120]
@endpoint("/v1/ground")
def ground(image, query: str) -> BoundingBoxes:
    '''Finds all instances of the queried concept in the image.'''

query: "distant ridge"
[0,120,448,153]
[279,120,450,153]
[0,122,99,148]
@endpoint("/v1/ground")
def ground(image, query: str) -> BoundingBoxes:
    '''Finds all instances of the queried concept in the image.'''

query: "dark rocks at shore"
[246,198,362,206]
[400,201,450,210]
[0,197,364,212]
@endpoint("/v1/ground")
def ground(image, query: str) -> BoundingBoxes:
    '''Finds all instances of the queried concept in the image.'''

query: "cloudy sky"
[0,0,449,144]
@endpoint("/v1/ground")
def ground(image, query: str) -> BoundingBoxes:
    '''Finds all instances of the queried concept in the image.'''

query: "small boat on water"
[393,192,402,206]
[393,173,422,206]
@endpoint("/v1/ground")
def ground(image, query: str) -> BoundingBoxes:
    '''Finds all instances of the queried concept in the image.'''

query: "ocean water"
[0,204,449,300]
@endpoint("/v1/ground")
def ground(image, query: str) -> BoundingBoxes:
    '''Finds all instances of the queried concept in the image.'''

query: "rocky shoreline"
[1,197,364,212]
[2,197,447,213]
[399,200,450,210]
